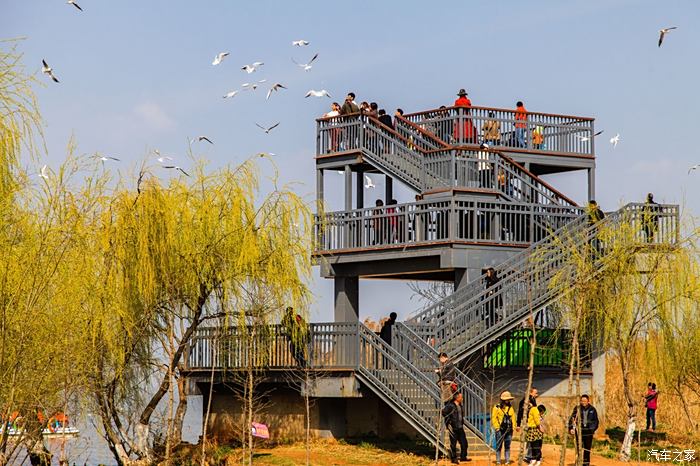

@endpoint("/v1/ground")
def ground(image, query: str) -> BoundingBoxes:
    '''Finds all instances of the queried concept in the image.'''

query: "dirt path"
[250,440,663,466]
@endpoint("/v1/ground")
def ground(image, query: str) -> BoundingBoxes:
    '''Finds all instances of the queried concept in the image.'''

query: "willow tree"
[651,232,700,432]
[0,44,96,466]
[83,160,312,464]
[548,208,694,462]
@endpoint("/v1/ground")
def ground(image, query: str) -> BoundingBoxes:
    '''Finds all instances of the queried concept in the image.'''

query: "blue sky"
[4,0,699,323]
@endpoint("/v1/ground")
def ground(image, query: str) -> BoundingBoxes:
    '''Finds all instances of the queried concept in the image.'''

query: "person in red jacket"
[644,382,659,431]
[453,89,476,144]
[515,101,528,147]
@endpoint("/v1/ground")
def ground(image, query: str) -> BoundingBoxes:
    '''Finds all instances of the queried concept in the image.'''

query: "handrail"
[314,198,583,253]
[402,106,595,156]
[395,114,451,149]
[393,322,487,440]
[494,152,579,207]
[404,104,594,122]
[405,203,679,361]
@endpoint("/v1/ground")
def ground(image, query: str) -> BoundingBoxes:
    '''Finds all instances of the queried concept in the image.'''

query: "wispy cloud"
[133,101,175,131]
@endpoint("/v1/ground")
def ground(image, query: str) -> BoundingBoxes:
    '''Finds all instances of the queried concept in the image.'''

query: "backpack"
[499,406,513,433]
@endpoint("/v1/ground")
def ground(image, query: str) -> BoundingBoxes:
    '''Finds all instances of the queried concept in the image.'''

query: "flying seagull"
[576,130,604,142]
[688,164,699,174]
[610,133,620,148]
[255,122,280,134]
[164,166,190,177]
[197,136,213,144]
[305,89,331,98]
[154,150,173,163]
[242,79,266,91]
[67,0,82,11]
[41,60,59,83]
[99,156,120,162]
[241,62,264,74]
[292,40,310,47]
[212,52,229,66]
[266,83,287,100]
[658,27,678,47]
[38,164,49,179]
[292,53,318,71]
[364,175,375,189]
[223,90,239,99]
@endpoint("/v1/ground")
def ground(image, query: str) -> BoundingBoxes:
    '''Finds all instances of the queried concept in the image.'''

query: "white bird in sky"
[98,156,120,162]
[67,0,82,11]
[364,175,375,189]
[241,62,264,74]
[42,60,59,83]
[575,130,604,142]
[38,164,49,179]
[609,133,620,148]
[688,164,699,174]
[658,27,678,47]
[197,135,214,144]
[223,90,239,99]
[154,150,173,163]
[292,53,318,71]
[255,122,280,134]
[212,52,230,66]
[266,83,287,100]
[163,165,190,177]
[242,79,266,91]
[292,40,310,47]
[305,89,331,98]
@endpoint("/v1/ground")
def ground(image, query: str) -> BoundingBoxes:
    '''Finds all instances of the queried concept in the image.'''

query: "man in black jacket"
[379,312,397,345]
[568,394,599,466]
[436,352,457,404]
[442,392,471,464]
[516,387,538,428]
[516,387,538,462]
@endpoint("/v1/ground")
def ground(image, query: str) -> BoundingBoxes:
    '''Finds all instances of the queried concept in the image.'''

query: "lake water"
[17,397,204,465]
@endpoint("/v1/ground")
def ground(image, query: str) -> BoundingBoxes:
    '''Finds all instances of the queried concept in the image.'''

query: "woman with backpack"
[492,391,517,465]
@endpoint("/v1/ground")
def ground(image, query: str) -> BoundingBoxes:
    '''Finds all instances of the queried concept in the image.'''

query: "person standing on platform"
[454,89,476,144]
[642,193,660,242]
[379,312,397,345]
[515,101,528,148]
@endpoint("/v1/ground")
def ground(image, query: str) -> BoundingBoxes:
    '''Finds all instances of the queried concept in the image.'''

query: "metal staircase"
[356,323,490,454]
[318,114,578,209]
[405,203,679,363]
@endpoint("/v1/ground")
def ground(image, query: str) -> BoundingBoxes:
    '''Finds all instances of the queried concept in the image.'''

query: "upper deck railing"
[402,105,595,156]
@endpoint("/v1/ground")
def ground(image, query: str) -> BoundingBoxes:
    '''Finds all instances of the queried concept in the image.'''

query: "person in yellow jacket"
[526,404,547,466]
[491,391,517,465]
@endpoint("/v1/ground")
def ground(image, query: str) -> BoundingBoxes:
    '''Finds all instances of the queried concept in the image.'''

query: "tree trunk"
[136,286,208,458]
[304,369,311,466]
[619,354,635,461]
[172,369,189,447]
[518,286,537,464]
[246,367,254,466]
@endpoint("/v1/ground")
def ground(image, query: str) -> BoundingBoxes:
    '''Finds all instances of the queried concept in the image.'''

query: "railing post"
[355,321,361,369]
[451,149,457,187]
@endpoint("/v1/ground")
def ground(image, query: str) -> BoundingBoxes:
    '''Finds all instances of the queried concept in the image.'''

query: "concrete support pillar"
[591,348,606,424]
[356,169,364,209]
[454,268,481,291]
[344,165,353,212]
[587,167,596,201]
[334,276,359,322]
[385,176,393,203]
